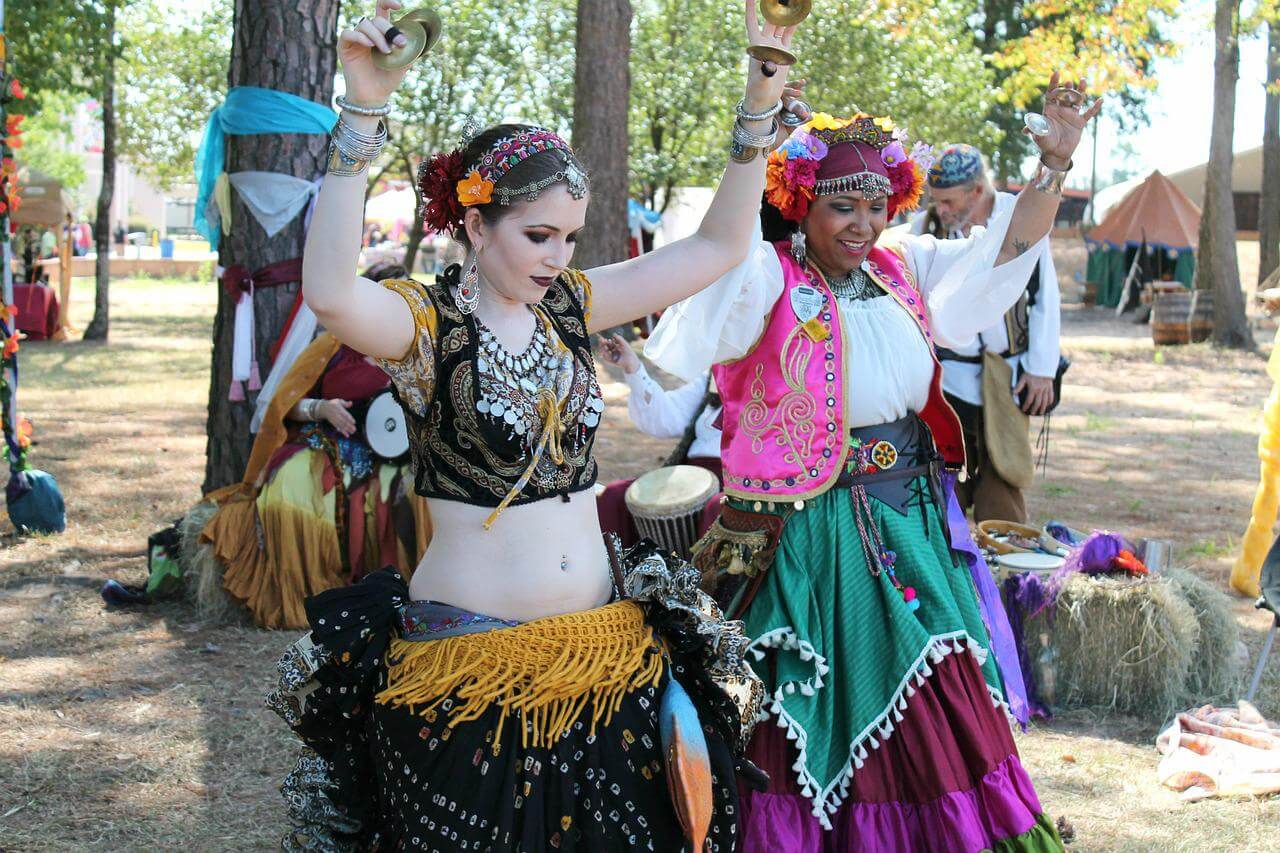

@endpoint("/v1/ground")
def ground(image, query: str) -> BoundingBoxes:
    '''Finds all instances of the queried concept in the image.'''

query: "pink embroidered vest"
[713,242,965,501]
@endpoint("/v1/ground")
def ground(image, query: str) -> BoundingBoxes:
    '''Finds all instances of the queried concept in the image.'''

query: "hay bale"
[1027,573,1199,718]
[1165,567,1243,702]
[179,501,245,624]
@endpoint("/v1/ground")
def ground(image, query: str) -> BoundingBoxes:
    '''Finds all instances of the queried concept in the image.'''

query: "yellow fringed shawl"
[377,601,665,750]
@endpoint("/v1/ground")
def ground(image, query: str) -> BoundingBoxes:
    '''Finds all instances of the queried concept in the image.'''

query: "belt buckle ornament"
[870,440,898,471]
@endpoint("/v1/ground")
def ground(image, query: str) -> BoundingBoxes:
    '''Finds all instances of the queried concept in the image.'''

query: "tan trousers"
[946,393,1028,524]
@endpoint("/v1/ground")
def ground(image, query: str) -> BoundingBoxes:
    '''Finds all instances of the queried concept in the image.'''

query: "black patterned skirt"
[267,544,765,852]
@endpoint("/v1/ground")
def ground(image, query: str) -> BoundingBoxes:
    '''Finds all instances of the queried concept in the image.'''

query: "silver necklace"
[828,268,876,301]
[474,314,561,441]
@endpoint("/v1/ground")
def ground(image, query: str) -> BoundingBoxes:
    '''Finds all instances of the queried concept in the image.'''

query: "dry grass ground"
[1,276,1277,851]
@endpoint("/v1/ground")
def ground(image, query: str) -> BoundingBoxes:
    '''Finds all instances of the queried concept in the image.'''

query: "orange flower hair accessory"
[456,169,494,207]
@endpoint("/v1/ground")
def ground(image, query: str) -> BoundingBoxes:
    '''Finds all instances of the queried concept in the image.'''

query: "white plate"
[995,552,1065,572]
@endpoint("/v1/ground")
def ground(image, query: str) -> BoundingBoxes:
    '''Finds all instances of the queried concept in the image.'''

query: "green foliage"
[797,1,999,152]
[17,91,88,192]
[115,0,231,190]
[628,0,741,210]
[5,0,115,112]
[978,0,1178,181]
[628,0,1000,207]
[365,0,578,248]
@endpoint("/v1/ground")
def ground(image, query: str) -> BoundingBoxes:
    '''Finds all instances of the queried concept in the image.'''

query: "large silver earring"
[790,229,807,265]
[457,254,480,314]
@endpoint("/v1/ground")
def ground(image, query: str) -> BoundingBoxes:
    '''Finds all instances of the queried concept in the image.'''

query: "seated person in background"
[202,264,431,629]
[595,333,722,547]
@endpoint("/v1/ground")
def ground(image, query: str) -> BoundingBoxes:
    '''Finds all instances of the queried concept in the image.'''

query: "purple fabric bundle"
[1050,530,1134,589]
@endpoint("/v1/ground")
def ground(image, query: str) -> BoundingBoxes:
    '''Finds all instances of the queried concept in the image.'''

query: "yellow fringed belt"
[376,600,665,750]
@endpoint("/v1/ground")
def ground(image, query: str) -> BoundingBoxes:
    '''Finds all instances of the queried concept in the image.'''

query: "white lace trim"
[747,628,1006,831]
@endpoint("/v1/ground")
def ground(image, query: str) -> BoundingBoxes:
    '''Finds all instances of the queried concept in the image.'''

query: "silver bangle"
[1029,158,1072,196]
[331,117,387,162]
[732,117,779,150]
[730,138,760,164]
[335,95,392,117]
[736,98,783,122]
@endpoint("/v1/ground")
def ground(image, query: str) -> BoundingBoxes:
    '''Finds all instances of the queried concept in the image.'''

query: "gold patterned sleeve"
[373,279,438,418]
[562,268,594,326]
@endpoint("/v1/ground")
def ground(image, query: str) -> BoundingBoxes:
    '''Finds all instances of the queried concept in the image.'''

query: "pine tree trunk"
[403,212,427,276]
[1259,19,1280,286]
[202,0,340,493]
[571,0,632,274]
[84,4,115,341]
[1198,0,1251,349]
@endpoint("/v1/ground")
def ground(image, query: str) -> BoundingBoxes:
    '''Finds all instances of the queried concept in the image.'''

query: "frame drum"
[362,391,409,462]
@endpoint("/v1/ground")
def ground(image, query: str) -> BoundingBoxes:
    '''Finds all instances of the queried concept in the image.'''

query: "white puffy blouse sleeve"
[644,222,784,382]
[898,202,1046,350]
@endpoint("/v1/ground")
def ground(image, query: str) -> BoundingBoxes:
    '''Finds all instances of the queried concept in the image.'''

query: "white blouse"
[644,205,1043,428]
[623,365,722,460]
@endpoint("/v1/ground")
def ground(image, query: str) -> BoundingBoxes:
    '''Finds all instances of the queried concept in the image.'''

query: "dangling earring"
[791,229,807,266]
[457,253,480,314]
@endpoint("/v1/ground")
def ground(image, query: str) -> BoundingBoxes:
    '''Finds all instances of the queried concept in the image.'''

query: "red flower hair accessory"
[416,149,468,234]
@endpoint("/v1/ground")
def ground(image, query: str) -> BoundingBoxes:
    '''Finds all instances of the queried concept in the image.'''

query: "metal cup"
[1136,538,1173,574]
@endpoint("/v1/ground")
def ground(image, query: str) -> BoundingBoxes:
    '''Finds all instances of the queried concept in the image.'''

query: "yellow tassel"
[376,601,665,750]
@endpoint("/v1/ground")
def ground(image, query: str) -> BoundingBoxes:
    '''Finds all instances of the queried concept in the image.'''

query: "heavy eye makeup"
[524,227,584,245]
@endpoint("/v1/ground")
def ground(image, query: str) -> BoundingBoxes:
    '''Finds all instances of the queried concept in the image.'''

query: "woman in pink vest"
[647,81,1100,852]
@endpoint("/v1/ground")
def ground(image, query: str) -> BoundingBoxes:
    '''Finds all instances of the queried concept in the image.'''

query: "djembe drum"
[625,465,719,559]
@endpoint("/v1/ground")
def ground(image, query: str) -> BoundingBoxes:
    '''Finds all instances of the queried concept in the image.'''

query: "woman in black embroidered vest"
[264,2,809,850]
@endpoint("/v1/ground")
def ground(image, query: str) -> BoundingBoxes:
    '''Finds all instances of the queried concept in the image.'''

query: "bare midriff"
[408,488,613,623]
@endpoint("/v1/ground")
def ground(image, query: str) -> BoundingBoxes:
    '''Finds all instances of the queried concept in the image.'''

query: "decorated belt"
[835,415,939,515]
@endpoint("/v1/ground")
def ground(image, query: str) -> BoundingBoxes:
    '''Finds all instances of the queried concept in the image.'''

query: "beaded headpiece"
[765,112,934,223]
[417,125,590,235]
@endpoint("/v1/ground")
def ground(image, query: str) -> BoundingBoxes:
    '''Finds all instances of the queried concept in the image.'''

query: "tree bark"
[1260,19,1280,286]
[571,0,632,273]
[1198,0,1251,349]
[203,0,340,493]
[84,3,115,341]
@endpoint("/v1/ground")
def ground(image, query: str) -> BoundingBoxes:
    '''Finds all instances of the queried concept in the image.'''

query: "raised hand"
[743,0,800,110]
[1030,72,1104,170]
[338,0,412,107]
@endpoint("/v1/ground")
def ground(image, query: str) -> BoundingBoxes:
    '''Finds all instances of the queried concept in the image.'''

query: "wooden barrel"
[1151,289,1213,345]
[1081,280,1098,306]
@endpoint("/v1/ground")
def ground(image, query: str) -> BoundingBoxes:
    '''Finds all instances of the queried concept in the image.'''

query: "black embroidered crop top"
[375,266,603,508]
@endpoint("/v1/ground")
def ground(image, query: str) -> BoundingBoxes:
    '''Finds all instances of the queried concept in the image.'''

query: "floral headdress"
[417,126,588,235]
[765,112,934,223]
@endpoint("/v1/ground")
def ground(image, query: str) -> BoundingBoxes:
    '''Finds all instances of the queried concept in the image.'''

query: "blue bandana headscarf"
[928,144,984,189]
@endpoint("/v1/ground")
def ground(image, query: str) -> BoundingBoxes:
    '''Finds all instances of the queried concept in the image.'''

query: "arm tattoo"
[1012,239,1032,256]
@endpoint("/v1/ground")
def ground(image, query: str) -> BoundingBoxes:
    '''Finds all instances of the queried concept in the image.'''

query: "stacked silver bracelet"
[1029,158,1072,196]
[730,99,782,164]
[335,95,392,117]
[299,398,322,421]
[326,116,387,177]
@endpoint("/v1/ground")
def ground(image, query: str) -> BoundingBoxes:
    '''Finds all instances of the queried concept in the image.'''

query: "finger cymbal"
[371,7,442,71]
[760,0,812,27]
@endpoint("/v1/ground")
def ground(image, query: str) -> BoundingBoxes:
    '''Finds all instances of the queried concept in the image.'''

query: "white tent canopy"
[365,185,417,227]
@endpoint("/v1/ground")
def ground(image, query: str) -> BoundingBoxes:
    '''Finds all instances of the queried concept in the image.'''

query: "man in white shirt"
[595,335,723,546]
[910,144,1061,523]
